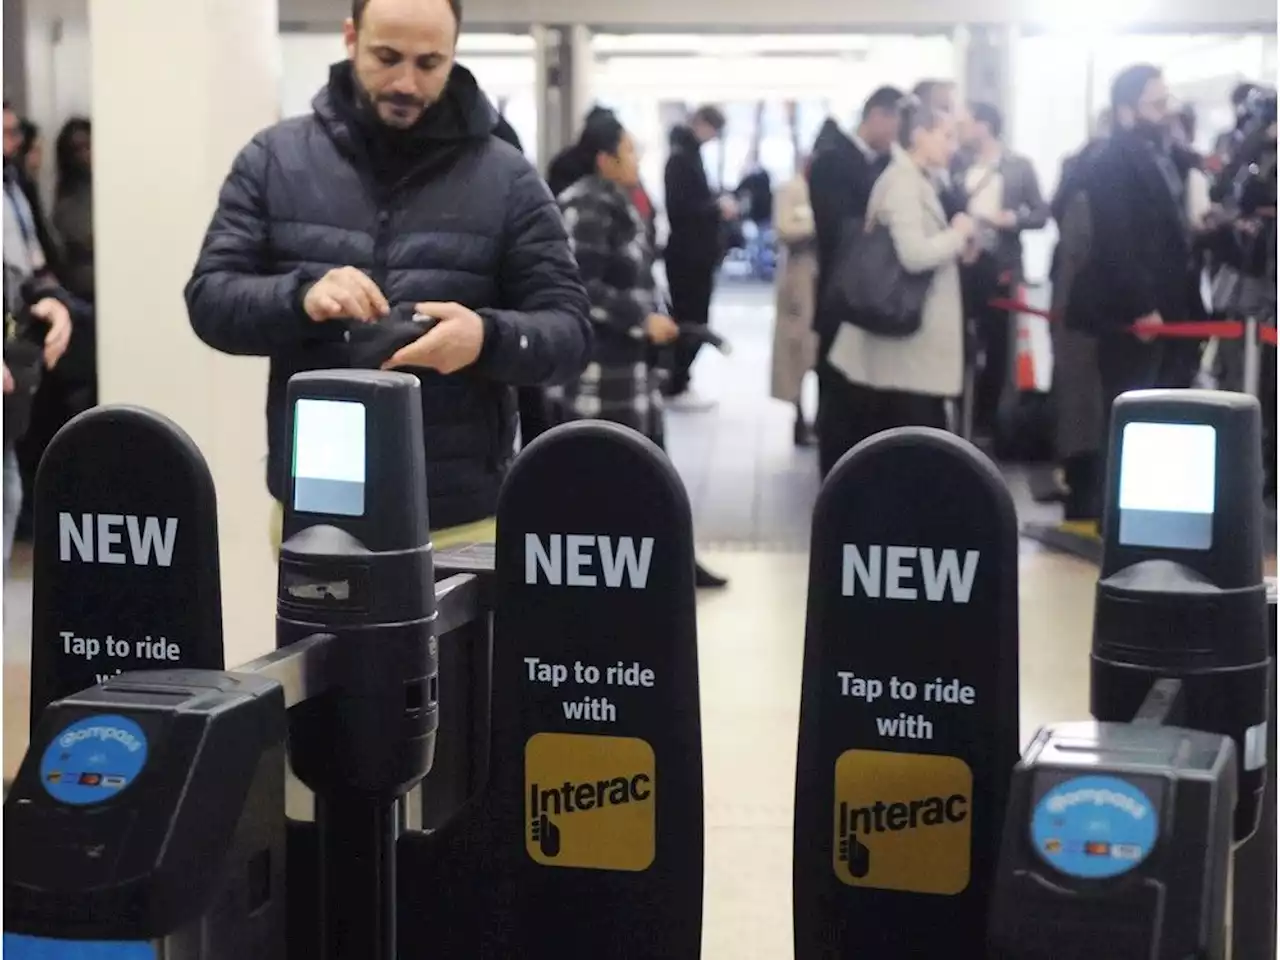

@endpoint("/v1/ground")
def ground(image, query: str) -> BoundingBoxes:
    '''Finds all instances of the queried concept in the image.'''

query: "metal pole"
[1230,584,1277,959]
[318,794,399,960]
[1243,316,1262,398]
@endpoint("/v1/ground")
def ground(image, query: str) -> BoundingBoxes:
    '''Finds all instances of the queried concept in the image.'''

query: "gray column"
[533,23,593,174]
[959,23,1016,141]
[3,0,29,111]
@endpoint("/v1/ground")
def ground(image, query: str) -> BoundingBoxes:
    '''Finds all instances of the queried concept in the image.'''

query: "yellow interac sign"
[832,749,972,895]
[525,732,656,872]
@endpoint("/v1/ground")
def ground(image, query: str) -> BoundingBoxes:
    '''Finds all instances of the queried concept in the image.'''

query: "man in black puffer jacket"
[185,0,591,537]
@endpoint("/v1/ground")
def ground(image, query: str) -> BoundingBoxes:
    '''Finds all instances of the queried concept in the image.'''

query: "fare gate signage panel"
[30,407,224,724]
[793,428,1021,958]
[396,421,703,959]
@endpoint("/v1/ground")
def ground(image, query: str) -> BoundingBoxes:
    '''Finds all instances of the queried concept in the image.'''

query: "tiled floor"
[1,281,1102,958]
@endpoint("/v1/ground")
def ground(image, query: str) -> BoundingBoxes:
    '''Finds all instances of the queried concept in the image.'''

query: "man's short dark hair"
[353,0,462,29]
[862,86,904,119]
[1231,82,1259,109]
[692,105,726,134]
[1111,63,1162,114]
[970,102,1002,139]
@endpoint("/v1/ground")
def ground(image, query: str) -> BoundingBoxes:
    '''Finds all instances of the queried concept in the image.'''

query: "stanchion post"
[1243,316,1262,398]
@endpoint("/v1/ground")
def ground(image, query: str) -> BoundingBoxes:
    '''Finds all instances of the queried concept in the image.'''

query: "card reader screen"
[1117,421,1216,551]
[291,398,366,517]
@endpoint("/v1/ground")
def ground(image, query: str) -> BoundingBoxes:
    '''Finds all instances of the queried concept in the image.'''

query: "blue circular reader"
[1031,775,1159,880]
[39,714,149,806]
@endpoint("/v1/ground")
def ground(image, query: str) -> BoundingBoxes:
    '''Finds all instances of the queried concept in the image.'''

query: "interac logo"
[525,732,656,872]
[832,749,972,895]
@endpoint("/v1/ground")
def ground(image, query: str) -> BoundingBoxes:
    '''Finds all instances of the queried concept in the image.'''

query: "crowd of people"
[766,68,1275,524]
[3,0,1275,593]
[2,103,94,576]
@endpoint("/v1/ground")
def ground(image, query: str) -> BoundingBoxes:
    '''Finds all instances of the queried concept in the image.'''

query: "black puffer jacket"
[185,62,591,529]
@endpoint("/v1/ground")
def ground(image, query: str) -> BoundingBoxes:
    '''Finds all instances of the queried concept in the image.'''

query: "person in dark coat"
[185,0,591,543]
[1070,64,1192,415]
[489,109,558,447]
[662,104,730,409]
[52,118,94,305]
[807,85,902,476]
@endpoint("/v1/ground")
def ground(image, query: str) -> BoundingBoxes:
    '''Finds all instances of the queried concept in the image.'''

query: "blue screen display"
[3,935,156,959]
[39,714,149,807]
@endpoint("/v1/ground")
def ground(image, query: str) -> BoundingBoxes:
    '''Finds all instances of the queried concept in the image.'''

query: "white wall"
[91,0,283,667]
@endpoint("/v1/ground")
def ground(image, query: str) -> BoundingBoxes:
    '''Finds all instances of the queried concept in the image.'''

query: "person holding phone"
[185,0,591,550]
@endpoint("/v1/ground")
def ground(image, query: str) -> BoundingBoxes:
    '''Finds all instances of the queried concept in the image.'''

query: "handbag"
[821,216,933,339]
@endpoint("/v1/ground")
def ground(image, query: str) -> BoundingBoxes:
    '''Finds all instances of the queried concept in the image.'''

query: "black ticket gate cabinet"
[792,428,1021,959]
[990,696,1238,959]
[4,671,288,960]
[990,390,1274,959]
[373,421,705,959]
[6,371,458,960]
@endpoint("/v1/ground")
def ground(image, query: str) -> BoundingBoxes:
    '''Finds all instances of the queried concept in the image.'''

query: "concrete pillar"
[533,23,594,174]
[960,23,1016,141]
[90,0,283,668]
[3,0,30,113]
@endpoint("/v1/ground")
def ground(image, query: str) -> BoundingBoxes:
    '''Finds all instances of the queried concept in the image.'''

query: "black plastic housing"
[4,671,287,958]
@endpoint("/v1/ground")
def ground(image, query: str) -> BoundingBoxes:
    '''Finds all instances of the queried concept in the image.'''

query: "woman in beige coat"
[826,98,977,444]
[770,164,819,445]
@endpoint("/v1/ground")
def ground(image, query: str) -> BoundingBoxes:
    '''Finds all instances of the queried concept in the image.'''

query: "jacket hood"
[669,124,701,152]
[813,118,853,155]
[314,60,498,146]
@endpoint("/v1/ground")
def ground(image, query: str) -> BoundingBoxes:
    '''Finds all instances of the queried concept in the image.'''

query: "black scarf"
[326,61,473,189]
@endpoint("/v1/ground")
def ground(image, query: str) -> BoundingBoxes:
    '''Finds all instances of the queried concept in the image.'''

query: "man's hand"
[950,212,977,241]
[718,195,740,220]
[302,267,390,323]
[992,209,1019,230]
[644,313,680,345]
[1133,311,1164,343]
[383,301,486,375]
[3,363,13,395]
[30,297,72,369]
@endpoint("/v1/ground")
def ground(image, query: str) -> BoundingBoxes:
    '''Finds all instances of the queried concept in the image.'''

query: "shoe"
[695,560,728,589]
[665,389,718,412]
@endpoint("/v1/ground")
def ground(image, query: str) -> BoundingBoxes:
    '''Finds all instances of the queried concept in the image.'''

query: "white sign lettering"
[841,544,980,604]
[525,534,654,589]
[59,512,179,568]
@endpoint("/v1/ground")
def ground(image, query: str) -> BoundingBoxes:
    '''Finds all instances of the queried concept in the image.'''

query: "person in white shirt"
[959,102,1048,440]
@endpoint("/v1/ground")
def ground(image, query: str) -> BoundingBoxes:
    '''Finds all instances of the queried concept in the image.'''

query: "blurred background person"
[770,155,818,447]
[663,103,734,411]
[1046,108,1112,524]
[552,110,728,588]
[1072,64,1192,411]
[53,118,94,305]
[825,95,977,442]
[809,84,902,475]
[3,99,73,555]
[959,101,1048,444]
[13,118,62,284]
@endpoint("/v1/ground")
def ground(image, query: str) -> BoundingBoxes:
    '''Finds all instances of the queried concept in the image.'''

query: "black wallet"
[345,305,439,369]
